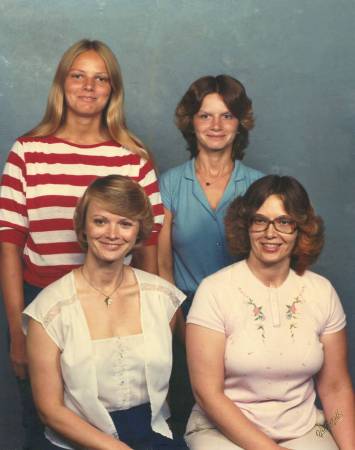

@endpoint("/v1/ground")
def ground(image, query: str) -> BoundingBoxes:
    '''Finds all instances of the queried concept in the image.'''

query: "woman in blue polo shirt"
[158,74,263,434]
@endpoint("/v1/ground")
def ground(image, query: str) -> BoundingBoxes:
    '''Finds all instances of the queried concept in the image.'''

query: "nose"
[83,77,95,91]
[211,115,222,130]
[107,223,118,239]
[265,222,277,238]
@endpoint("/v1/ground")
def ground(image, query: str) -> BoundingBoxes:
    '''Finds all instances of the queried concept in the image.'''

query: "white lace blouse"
[93,334,149,411]
[23,267,185,450]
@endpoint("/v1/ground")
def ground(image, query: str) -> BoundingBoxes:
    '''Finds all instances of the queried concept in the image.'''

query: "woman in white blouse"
[186,175,355,450]
[24,175,188,450]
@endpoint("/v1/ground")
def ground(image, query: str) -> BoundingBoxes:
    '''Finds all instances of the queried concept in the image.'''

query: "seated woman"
[185,175,355,450]
[23,175,188,450]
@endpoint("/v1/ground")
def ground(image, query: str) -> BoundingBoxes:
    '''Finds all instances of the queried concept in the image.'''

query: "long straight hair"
[24,39,148,158]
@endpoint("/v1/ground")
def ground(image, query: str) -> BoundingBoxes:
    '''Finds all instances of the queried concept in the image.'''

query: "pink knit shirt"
[187,260,346,441]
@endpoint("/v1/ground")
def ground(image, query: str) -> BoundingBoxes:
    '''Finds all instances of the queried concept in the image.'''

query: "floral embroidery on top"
[238,287,266,341]
[285,286,305,339]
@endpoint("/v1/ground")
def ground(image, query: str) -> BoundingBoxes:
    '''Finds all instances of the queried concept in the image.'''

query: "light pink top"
[187,260,346,441]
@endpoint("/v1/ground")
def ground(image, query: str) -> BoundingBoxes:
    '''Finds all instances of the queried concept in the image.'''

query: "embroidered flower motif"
[285,287,305,339]
[253,306,261,316]
[238,288,266,341]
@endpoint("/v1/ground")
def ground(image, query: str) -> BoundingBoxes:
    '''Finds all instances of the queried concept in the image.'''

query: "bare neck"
[195,150,234,176]
[246,255,291,288]
[82,254,125,290]
[56,114,110,145]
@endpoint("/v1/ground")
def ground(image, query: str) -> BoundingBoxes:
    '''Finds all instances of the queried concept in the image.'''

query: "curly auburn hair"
[175,74,254,161]
[74,175,153,251]
[225,175,324,275]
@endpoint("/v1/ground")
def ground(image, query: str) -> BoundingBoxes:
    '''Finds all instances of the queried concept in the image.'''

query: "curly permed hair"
[225,175,324,275]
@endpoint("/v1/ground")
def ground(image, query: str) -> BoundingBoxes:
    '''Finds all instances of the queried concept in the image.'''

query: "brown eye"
[93,218,105,225]
[253,216,267,225]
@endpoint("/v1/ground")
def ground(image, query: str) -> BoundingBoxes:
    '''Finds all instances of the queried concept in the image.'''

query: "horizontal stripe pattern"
[0,136,163,286]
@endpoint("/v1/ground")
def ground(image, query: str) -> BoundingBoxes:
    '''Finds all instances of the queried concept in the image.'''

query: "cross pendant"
[104,297,113,307]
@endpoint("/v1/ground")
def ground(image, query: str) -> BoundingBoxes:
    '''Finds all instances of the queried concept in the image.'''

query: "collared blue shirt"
[159,159,263,295]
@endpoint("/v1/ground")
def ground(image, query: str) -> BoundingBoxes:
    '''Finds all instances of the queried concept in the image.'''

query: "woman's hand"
[0,242,27,378]
[316,329,355,449]
[10,330,27,379]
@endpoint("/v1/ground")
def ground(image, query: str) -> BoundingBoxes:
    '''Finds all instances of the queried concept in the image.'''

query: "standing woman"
[158,75,262,315]
[0,39,163,449]
[158,75,263,433]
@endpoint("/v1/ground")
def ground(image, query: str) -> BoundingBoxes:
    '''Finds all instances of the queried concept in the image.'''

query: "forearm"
[38,404,131,450]
[320,384,355,450]
[131,244,158,274]
[158,257,175,284]
[194,390,282,450]
[157,207,175,284]
[0,242,25,334]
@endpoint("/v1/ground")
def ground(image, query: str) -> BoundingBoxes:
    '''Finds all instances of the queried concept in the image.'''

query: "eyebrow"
[197,109,231,114]
[68,68,109,75]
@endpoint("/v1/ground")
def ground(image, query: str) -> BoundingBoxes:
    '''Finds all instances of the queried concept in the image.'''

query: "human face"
[248,195,298,272]
[85,201,139,264]
[64,50,111,120]
[193,93,239,156]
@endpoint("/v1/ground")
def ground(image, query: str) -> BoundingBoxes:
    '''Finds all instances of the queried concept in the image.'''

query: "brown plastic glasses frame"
[250,214,298,234]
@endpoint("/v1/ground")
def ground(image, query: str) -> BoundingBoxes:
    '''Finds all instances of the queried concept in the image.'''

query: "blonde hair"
[74,175,154,251]
[24,39,147,158]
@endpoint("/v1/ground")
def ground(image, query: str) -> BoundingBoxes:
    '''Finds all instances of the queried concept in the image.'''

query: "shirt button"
[216,242,221,247]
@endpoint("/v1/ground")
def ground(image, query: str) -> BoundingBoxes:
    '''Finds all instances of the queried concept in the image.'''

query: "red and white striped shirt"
[0,136,164,287]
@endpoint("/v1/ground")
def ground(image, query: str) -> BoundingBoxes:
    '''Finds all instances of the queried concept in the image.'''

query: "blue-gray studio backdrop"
[0,0,354,447]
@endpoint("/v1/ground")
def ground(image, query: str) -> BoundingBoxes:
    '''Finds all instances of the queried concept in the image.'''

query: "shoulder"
[298,270,346,333]
[18,136,50,144]
[159,161,191,207]
[24,272,76,324]
[195,261,249,307]
[7,136,49,155]
[159,160,190,184]
[297,269,334,291]
[236,161,264,182]
[200,261,243,289]
[134,268,185,307]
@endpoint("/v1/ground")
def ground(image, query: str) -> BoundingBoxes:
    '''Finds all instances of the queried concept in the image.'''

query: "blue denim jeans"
[40,403,189,449]
[17,282,47,450]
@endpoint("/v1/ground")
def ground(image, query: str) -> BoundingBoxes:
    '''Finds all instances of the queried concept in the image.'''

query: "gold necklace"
[80,266,125,308]
[195,162,234,187]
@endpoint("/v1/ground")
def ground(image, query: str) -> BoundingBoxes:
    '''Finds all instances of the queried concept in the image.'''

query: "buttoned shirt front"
[160,159,263,294]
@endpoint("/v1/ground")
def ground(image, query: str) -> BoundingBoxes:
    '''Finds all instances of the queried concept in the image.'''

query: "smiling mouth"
[79,96,97,101]
[100,242,122,249]
[207,134,225,138]
[261,243,282,252]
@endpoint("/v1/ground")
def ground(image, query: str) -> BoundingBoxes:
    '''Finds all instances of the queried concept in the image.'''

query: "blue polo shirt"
[159,159,263,296]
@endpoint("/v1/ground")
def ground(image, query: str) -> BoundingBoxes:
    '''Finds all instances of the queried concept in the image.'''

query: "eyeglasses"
[250,214,298,234]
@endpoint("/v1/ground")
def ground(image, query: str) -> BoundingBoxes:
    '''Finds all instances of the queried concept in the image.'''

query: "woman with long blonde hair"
[0,39,163,449]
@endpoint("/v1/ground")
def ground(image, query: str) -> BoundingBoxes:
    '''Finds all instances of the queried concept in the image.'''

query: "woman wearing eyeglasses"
[185,175,355,449]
